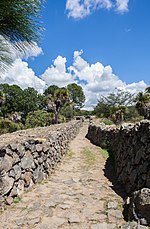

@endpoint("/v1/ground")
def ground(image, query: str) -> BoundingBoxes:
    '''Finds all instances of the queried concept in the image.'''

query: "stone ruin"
[0,120,82,208]
[86,120,150,226]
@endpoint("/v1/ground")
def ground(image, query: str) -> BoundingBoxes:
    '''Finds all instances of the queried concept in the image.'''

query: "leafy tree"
[67,83,85,109]
[21,87,42,120]
[44,86,69,124]
[94,89,135,124]
[61,103,74,121]
[100,89,134,107]
[0,89,5,107]
[44,85,59,96]
[0,0,44,71]
[135,88,150,119]
[0,84,24,118]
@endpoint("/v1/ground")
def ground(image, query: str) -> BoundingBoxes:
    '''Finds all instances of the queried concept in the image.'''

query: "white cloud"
[41,55,75,87]
[66,0,112,19]
[116,0,129,13]
[1,50,148,110]
[67,51,148,110]
[66,0,130,19]
[0,59,45,93]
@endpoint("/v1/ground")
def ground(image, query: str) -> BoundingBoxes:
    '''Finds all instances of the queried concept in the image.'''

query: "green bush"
[100,118,114,125]
[25,110,54,128]
[0,118,24,135]
[61,105,74,121]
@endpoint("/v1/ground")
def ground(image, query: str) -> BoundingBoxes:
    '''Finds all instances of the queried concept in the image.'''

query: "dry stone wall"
[0,120,82,207]
[86,120,150,225]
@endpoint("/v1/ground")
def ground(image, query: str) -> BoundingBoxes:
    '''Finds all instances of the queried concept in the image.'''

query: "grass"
[81,148,96,168]
[13,196,22,204]
[67,149,74,158]
[98,148,109,160]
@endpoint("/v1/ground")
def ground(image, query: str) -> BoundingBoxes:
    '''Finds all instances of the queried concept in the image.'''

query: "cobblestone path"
[0,124,128,229]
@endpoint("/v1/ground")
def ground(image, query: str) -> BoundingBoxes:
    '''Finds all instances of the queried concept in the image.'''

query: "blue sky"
[1,0,150,109]
[29,0,150,84]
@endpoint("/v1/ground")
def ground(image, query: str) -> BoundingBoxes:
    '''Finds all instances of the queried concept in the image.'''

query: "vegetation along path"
[0,123,128,229]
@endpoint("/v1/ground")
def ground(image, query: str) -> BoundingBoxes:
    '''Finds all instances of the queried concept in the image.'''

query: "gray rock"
[43,142,50,153]
[8,169,16,178]
[10,185,17,197]
[14,164,22,180]
[5,196,13,205]
[33,166,44,182]
[107,209,123,220]
[0,154,13,172]
[36,144,43,152]
[21,151,34,169]
[17,180,24,197]
[0,174,14,196]
[128,188,150,225]
[107,201,118,209]
[12,152,20,165]
[16,144,25,157]
[22,171,32,187]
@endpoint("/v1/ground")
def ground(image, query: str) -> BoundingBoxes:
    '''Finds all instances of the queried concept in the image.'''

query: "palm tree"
[44,88,69,124]
[145,87,150,93]
[135,90,150,119]
[0,0,44,72]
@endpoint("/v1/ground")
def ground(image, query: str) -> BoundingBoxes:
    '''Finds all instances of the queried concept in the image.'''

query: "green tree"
[67,83,85,109]
[135,88,150,119]
[0,0,44,71]
[94,89,135,124]
[21,87,42,120]
[0,84,23,118]
[0,89,5,107]
[44,86,69,124]
[44,85,59,96]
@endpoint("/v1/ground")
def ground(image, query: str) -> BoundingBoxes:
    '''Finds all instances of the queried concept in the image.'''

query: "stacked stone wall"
[0,120,82,206]
[86,120,150,225]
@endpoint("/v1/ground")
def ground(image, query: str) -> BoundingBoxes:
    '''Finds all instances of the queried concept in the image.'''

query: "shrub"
[25,110,54,128]
[0,118,24,135]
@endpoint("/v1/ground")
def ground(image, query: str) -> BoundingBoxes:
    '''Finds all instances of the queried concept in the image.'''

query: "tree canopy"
[94,89,136,124]
[67,83,85,109]
[135,87,150,119]
[43,86,69,124]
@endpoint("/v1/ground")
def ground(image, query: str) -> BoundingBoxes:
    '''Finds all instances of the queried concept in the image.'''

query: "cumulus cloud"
[66,0,130,19]
[67,51,148,109]
[40,50,148,110]
[0,59,45,93]
[41,55,75,87]
[1,50,148,110]
[116,0,129,13]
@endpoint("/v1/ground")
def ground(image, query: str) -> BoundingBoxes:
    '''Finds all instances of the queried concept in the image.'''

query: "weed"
[13,196,22,204]
[98,147,109,160]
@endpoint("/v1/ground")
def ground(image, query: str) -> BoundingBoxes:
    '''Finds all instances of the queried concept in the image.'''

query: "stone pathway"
[0,124,135,228]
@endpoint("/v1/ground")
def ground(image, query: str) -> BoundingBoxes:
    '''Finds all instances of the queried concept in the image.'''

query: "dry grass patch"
[81,148,96,168]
